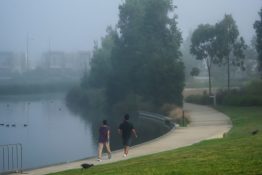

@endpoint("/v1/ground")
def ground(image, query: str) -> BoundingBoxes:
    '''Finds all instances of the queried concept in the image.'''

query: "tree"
[254,8,262,78]
[107,0,185,108]
[191,24,217,95]
[81,27,116,89]
[215,14,246,90]
[77,0,185,113]
[242,36,259,78]
[190,67,200,77]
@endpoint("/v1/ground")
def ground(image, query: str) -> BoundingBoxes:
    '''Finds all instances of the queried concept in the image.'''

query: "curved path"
[16,103,232,175]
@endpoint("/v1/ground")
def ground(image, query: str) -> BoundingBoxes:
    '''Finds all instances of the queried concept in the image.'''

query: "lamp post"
[26,34,29,71]
[26,34,34,71]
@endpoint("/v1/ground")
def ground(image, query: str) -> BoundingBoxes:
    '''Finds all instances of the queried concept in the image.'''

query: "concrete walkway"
[16,103,232,175]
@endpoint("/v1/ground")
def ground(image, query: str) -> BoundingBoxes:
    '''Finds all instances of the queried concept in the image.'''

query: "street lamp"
[26,34,34,71]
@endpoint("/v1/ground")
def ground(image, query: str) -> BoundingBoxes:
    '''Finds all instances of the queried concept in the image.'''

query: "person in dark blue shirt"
[118,114,138,157]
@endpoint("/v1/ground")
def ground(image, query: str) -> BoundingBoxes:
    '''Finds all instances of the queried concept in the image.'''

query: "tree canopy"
[190,15,247,94]
[191,24,217,95]
[215,14,246,90]
[254,8,262,77]
[80,0,185,112]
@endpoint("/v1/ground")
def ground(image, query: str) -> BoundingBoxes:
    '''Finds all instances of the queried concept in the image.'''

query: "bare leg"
[97,143,104,160]
[105,142,111,159]
[124,146,129,156]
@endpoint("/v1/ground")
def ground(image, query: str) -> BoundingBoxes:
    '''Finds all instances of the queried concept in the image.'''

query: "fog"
[0,0,261,60]
[0,0,121,60]
[175,0,261,42]
[0,1,261,171]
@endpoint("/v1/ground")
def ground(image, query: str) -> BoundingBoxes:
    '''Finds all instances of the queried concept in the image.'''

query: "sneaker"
[123,154,127,157]
[108,154,112,159]
[97,159,102,162]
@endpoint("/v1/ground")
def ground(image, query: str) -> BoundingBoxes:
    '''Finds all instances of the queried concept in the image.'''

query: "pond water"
[0,93,171,171]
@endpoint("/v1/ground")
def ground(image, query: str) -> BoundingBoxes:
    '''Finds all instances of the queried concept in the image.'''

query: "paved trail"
[16,103,232,175]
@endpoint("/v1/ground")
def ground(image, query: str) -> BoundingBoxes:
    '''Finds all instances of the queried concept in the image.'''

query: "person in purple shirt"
[97,120,111,161]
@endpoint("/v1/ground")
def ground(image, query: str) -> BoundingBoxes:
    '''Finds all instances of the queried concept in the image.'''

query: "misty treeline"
[183,8,262,95]
[67,0,184,114]
[68,0,262,114]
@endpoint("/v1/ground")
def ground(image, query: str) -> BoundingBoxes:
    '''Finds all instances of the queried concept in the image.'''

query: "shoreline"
[11,103,232,175]
[16,112,175,173]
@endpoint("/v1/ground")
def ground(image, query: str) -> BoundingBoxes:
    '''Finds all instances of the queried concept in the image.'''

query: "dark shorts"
[98,138,108,143]
[122,137,132,146]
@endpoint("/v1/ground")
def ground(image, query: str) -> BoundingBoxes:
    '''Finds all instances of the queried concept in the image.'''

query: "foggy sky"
[175,0,262,42]
[0,0,261,60]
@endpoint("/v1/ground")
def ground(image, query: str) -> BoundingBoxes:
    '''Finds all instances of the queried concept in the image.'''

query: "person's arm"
[118,124,122,135]
[118,128,122,135]
[107,129,110,141]
[132,128,138,138]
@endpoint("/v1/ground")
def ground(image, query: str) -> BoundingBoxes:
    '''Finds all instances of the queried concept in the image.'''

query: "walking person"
[97,120,111,161]
[118,114,138,157]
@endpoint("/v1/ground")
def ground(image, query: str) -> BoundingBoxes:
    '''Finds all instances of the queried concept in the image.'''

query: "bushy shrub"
[185,93,211,105]
[66,87,107,112]
[111,94,155,116]
[186,80,262,106]
[222,95,262,106]
[66,86,88,106]
[244,80,262,95]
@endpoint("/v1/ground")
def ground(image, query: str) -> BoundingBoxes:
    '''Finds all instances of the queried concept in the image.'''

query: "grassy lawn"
[49,106,262,175]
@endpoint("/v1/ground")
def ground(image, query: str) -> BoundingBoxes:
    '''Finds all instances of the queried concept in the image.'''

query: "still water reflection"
[0,93,170,170]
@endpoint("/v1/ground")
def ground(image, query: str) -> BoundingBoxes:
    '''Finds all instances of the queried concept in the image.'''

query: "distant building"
[41,51,91,73]
[72,51,91,72]
[0,52,26,79]
[41,51,65,69]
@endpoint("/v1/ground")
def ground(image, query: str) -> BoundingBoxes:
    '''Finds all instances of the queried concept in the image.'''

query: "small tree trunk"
[227,56,230,92]
[208,66,212,96]
[207,58,212,96]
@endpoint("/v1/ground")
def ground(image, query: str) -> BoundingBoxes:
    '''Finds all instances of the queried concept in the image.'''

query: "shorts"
[122,137,132,146]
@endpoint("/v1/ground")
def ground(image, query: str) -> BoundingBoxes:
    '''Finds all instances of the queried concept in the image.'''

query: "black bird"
[12,124,16,127]
[0,124,4,126]
[24,124,28,127]
[81,163,94,170]
[6,124,9,127]
[251,129,259,135]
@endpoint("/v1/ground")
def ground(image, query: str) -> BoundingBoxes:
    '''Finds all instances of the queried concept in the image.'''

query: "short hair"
[124,114,130,120]
[102,120,107,125]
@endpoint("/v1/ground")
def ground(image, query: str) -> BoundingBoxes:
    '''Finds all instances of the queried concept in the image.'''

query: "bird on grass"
[81,163,94,169]
[81,163,94,173]
[251,129,259,135]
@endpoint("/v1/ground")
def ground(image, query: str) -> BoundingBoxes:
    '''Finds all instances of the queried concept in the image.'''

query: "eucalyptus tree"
[254,8,262,78]
[191,24,217,95]
[215,14,246,90]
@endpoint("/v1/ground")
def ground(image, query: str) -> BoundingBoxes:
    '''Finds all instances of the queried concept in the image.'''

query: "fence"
[0,144,23,174]
[138,111,174,129]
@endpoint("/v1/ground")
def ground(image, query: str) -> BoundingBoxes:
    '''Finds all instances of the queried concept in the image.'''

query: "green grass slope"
[49,106,262,175]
